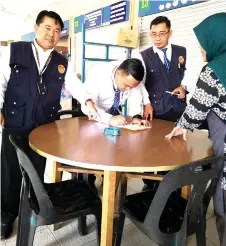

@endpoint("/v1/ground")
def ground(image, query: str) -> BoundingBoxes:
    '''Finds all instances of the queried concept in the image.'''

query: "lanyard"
[33,43,52,95]
[33,43,52,82]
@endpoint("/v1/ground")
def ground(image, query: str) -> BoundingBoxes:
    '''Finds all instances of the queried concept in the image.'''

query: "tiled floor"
[0,167,221,246]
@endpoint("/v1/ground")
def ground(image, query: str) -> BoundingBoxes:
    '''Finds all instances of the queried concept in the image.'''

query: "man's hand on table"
[109,115,127,126]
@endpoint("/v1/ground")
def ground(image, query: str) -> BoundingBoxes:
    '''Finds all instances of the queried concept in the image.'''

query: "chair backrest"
[143,156,223,242]
[9,134,53,214]
[56,110,85,120]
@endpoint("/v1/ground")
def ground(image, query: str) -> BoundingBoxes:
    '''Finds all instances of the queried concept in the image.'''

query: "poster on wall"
[138,0,206,17]
[85,9,102,29]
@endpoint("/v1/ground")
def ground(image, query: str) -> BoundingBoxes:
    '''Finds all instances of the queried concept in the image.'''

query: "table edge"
[29,141,212,173]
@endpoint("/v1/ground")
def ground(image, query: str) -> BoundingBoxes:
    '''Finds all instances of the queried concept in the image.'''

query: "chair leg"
[95,210,102,246]
[16,185,37,246]
[78,216,87,236]
[114,213,125,246]
[196,219,206,246]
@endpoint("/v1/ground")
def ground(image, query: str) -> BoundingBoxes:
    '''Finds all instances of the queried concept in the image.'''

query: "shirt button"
[16,70,19,73]
[12,111,14,114]
[13,102,16,105]
[53,107,55,109]
[155,101,157,103]
[50,114,53,117]
[59,77,62,80]
[153,95,156,97]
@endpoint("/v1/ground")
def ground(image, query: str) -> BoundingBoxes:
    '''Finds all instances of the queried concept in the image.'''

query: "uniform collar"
[111,63,120,91]
[153,43,171,53]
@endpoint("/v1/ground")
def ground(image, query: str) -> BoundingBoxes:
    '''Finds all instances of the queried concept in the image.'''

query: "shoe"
[1,212,14,239]
[1,221,13,239]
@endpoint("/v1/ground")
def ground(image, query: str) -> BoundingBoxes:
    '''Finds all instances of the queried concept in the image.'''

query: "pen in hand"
[165,90,180,96]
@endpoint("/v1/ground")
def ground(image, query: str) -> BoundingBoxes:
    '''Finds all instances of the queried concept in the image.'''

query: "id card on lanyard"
[33,43,52,95]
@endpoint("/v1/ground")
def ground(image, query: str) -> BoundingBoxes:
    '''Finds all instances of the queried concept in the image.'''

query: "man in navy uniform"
[135,16,188,190]
[137,16,188,122]
[0,10,96,239]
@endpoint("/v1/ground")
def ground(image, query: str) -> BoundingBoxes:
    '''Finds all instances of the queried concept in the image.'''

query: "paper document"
[119,124,152,131]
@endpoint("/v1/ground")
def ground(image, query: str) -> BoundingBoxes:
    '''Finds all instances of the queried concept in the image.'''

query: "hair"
[36,10,64,30]
[118,58,144,82]
[150,16,171,30]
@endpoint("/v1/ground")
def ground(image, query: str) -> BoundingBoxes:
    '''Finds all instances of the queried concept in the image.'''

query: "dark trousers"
[1,128,46,222]
[143,109,183,188]
[143,108,209,188]
[207,111,226,245]
[154,108,183,122]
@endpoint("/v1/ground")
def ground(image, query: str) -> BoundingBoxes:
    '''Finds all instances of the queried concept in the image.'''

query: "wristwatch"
[132,114,142,120]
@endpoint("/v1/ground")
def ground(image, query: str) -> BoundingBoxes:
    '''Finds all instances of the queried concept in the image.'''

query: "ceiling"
[0,0,119,40]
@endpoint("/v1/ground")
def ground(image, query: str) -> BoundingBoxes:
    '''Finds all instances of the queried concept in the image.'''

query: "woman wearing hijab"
[165,13,226,244]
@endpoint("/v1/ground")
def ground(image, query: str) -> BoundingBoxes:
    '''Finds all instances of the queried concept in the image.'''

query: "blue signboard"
[85,9,102,29]
[110,0,128,24]
[74,16,84,33]
[21,32,36,41]
[61,20,69,38]
[74,0,129,33]
[103,0,129,26]
[139,0,206,17]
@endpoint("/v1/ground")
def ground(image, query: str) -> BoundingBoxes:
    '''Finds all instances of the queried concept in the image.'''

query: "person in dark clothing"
[0,10,96,239]
[135,16,188,190]
[166,13,226,246]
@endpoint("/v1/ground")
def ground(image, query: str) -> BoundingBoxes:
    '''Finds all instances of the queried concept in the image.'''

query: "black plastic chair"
[9,134,102,246]
[56,109,86,181]
[56,109,87,182]
[57,110,98,235]
[115,157,222,246]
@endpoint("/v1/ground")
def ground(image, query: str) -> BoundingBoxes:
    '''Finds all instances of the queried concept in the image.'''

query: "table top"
[29,117,213,172]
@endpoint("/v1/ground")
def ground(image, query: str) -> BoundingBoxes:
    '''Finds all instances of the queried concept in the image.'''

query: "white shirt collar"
[33,39,54,55]
[112,65,118,90]
[153,43,172,53]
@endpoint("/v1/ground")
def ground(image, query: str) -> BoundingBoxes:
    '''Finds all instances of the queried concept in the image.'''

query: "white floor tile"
[120,223,159,246]
[5,227,60,246]
[4,240,16,246]
[126,187,137,195]
[0,240,6,246]
[206,216,220,246]
[82,239,97,246]
[187,234,218,246]
[45,160,54,180]
[33,228,60,246]
[50,218,97,246]
[127,178,144,192]
[62,171,72,181]
[4,217,48,244]
[44,174,52,183]
[208,199,214,215]
[4,219,18,243]
[207,213,214,220]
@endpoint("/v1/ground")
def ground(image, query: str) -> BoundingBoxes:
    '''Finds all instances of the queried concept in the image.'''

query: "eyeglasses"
[150,30,170,39]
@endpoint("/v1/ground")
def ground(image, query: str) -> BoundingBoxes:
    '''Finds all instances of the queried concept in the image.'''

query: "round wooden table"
[29,117,213,246]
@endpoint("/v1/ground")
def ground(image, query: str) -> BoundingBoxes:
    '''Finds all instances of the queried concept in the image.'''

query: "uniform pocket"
[5,99,26,128]
[44,101,62,121]
[150,92,164,114]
